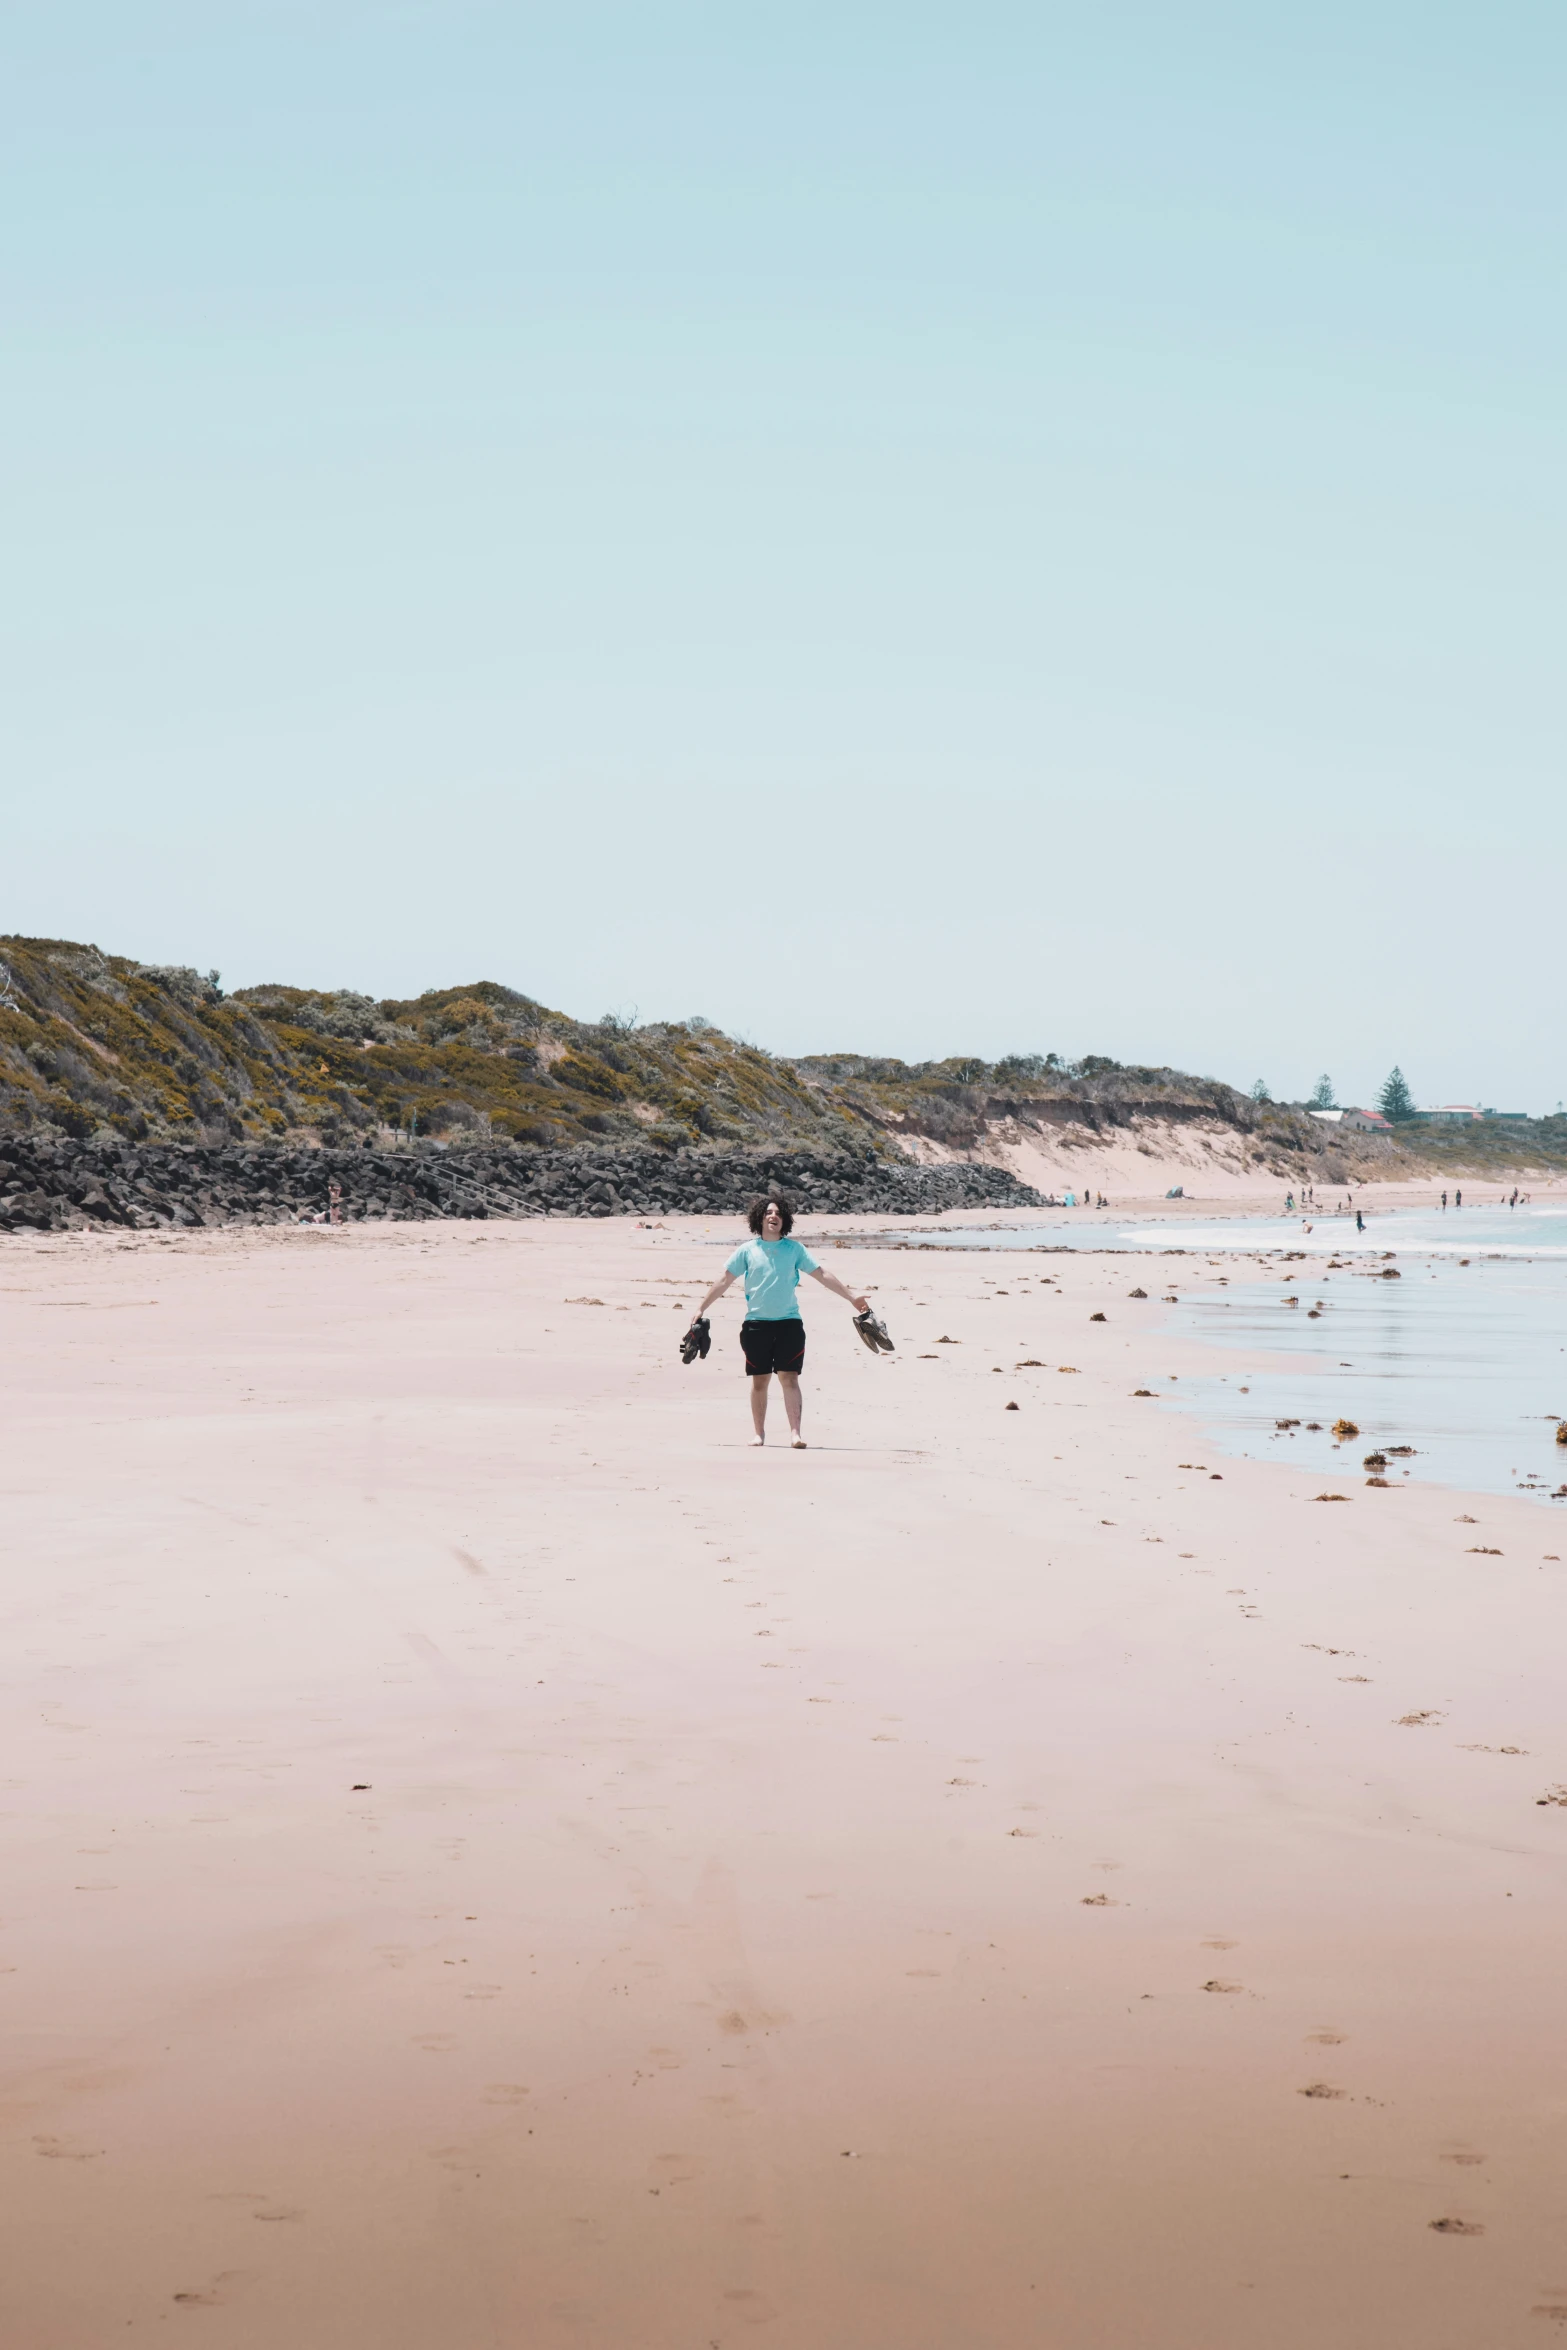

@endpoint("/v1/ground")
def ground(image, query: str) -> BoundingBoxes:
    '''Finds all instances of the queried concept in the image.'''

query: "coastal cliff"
[2,937,1559,1210]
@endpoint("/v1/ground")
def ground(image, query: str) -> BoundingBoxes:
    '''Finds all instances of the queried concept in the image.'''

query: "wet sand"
[3,1211,1566,2347]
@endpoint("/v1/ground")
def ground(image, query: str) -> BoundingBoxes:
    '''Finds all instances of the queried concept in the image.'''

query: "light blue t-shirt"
[726,1236,820,1321]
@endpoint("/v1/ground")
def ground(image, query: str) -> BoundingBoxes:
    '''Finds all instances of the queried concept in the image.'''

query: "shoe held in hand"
[679,1316,711,1366]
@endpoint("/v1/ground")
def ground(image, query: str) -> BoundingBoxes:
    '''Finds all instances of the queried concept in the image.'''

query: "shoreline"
[3,1215,1564,2346]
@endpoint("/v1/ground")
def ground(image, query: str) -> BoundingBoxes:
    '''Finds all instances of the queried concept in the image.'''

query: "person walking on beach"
[1356,1208,1365,1233]
[685,1195,871,1449]
[1455,1188,1463,1208]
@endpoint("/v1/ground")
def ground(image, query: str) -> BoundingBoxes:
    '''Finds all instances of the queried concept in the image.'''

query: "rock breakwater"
[0,1138,1038,1234]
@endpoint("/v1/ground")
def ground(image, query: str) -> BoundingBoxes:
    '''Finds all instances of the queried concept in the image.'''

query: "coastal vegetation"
[2,935,1562,1178]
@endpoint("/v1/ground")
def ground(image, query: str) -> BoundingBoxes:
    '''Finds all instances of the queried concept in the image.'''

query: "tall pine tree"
[1378,1066,1415,1121]
[1309,1074,1334,1108]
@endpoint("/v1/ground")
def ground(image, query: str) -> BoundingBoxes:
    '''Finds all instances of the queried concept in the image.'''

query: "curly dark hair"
[746,1192,794,1235]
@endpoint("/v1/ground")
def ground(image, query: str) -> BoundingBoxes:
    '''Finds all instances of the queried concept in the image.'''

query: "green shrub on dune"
[1,935,1559,1175]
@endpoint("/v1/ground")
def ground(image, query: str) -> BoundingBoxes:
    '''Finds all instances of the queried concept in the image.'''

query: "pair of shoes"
[854,1309,894,1354]
[679,1316,711,1366]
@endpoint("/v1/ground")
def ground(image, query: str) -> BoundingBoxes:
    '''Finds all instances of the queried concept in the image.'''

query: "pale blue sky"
[5,3,1562,1109]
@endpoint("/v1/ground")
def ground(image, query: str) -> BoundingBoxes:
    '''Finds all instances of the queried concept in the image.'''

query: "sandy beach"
[4,1201,1566,2348]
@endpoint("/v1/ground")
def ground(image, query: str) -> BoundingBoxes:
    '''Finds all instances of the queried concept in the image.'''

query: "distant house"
[1400,1104,1531,1126]
[1309,1107,1393,1134]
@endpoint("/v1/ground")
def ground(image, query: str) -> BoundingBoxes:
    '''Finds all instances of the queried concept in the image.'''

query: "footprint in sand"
[172,2273,248,2307]
[722,2288,778,2322]
[1299,2083,1346,2099]
[650,2154,701,2186]
[1428,2217,1485,2235]
[1305,2031,1347,2046]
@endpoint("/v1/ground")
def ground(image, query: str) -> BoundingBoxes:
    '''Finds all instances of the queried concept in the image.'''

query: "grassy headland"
[2,934,1562,1178]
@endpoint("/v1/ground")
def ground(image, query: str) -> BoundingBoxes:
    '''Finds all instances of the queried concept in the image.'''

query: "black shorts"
[741,1318,805,1376]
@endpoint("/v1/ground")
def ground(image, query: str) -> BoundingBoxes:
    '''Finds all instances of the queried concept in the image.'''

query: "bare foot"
[751,1434,765,1447]
[791,1436,808,1450]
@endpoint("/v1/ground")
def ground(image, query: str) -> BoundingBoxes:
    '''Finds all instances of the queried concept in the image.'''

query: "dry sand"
[903,1119,1567,1207]
[3,1204,1566,2347]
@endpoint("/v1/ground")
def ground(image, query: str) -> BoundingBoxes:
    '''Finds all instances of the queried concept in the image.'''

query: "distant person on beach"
[1455,1189,1463,1208]
[1356,1209,1365,1232]
[684,1194,870,1450]
[1441,1191,1447,1209]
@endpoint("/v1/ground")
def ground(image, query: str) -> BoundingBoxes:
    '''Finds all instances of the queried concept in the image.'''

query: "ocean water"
[900,1202,1567,1261]
[881,1206,1567,1510]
